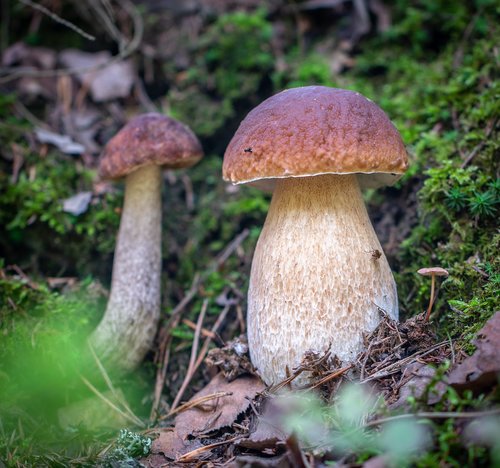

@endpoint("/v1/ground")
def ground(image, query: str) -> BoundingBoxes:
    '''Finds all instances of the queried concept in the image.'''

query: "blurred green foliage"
[0,96,121,279]
[0,273,98,411]
[168,8,273,136]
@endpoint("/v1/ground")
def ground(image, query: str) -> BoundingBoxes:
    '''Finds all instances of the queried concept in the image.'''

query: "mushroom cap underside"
[100,113,203,179]
[223,86,408,189]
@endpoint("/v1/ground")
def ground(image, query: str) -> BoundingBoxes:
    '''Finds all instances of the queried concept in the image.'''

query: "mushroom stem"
[247,174,398,386]
[90,164,162,371]
[425,274,436,322]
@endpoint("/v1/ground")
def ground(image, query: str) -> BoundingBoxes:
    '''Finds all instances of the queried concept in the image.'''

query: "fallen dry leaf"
[62,191,92,216]
[144,428,202,463]
[226,452,291,468]
[59,49,134,102]
[2,42,56,69]
[391,362,446,409]
[363,454,389,468]
[237,401,288,451]
[35,128,85,155]
[447,312,500,393]
[175,373,265,439]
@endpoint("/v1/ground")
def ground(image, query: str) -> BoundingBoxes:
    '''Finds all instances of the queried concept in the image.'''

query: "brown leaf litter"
[447,311,500,393]
[355,311,450,406]
[141,312,500,466]
[174,373,265,440]
[205,336,256,381]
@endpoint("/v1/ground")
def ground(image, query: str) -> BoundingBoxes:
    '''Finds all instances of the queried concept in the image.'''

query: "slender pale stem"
[425,274,436,322]
[90,164,162,371]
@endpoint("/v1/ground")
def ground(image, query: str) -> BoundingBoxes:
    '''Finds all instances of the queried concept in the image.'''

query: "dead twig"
[308,364,353,389]
[461,118,498,168]
[183,318,216,339]
[151,229,249,419]
[87,342,142,425]
[19,0,96,41]
[170,299,208,412]
[361,341,450,383]
[150,273,200,419]
[0,0,143,84]
[164,391,233,419]
[79,375,144,427]
[193,304,230,371]
[177,435,242,462]
[212,228,249,271]
[365,408,500,428]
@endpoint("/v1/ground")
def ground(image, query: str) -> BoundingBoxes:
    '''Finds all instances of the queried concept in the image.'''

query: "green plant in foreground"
[446,187,468,212]
[468,190,498,218]
[101,429,152,466]
[283,384,431,466]
[283,381,500,466]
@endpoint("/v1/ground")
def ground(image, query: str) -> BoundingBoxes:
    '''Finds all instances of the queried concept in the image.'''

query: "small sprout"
[102,429,153,466]
[468,190,498,218]
[488,178,500,195]
[417,267,449,322]
[116,429,152,457]
[445,187,467,211]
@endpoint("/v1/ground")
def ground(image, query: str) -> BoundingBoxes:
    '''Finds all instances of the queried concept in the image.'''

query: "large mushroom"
[91,113,203,371]
[223,86,408,386]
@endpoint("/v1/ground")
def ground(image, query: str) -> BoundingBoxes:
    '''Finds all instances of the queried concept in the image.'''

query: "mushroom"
[90,113,203,371]
[417,267,449,322]
[222,86,408,386]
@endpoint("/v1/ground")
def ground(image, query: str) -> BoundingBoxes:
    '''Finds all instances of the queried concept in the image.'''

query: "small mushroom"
[223,86,409,386]
[90,113,203,371]
[417,267,449,322]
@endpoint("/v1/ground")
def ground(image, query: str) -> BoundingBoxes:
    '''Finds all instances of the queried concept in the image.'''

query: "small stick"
[19,0,96,40]
[361,341,450,382]
[170,299,208,412]
[163,391,233,419]
[236,304,246,333]
[159,304,230,421]
[212,229,249,270]
[150,274,200,419]
[365,408,500,428]
[177,435,242,462]
[183,318,216,339]
[80,375,144,427]
[308,364,353,389]
[150,229,248,418]
[88,342,141,424]
[193,304,230,371]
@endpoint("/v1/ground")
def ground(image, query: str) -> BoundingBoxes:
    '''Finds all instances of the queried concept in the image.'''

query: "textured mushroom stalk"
[248,174,398,386]
[90,164,162,371]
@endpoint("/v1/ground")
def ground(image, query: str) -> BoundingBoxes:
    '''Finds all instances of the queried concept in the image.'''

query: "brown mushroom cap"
[99,113,203,179]
[417,267,450,277]
[223,86,408,189]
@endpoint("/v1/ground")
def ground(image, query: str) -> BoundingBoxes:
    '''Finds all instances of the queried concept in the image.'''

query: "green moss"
[167,8,274,136]
[333,1,500,347]
[0,98,121,278]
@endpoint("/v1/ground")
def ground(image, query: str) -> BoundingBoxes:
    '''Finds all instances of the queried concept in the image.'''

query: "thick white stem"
[247,174,398,386]
[90,165,162,371]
